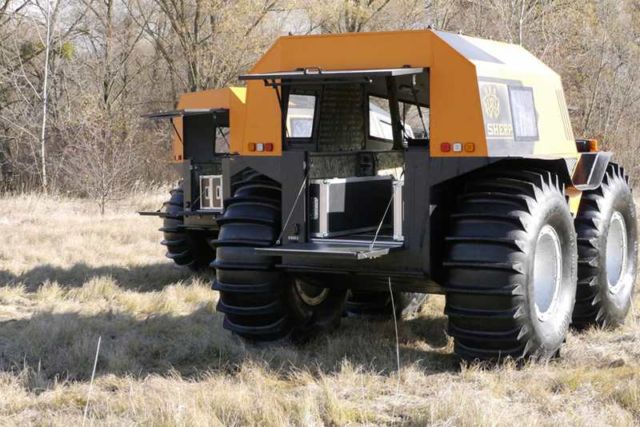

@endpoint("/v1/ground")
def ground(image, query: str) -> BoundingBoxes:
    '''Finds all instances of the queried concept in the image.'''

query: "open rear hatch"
[139,108,228,217]
[242,67,424,262]
[257,174,405,260]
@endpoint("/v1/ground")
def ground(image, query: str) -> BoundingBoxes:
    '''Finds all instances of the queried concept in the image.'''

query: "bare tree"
[134,0,282,92]
[61,107,141,214]
[1,0,640,194]
[39,0,54,192]
[299,0,426,33]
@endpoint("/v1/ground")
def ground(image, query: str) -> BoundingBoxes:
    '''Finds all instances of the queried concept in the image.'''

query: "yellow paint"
[172,87,246,161]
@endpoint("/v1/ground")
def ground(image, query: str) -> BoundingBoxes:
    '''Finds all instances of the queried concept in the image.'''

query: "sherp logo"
[479,81,514,139]
[481,85,501,120]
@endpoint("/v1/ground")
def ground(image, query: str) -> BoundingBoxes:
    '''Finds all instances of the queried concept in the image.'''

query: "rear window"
[289,117,313,138]
[369,96,393,140]
[368,96,428,141]
[287,94,316,138]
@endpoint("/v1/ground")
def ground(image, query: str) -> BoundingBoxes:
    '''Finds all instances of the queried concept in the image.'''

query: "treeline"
[1,0,639,208]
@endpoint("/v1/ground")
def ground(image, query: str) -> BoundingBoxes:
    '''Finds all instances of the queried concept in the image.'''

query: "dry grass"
[0,192,638,426]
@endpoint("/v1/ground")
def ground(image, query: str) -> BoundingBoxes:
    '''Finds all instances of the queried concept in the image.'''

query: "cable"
[276,173,308,245]
[388,276,401,420]
[369,188,394,251]
[217,127,229,150]
[369,167,404,251]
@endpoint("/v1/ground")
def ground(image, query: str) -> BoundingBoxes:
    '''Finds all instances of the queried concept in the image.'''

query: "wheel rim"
[295,280,330,306]
[533,224,563,321]
[606,211,628,293]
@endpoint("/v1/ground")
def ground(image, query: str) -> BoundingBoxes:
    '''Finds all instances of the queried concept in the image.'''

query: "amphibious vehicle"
[153,30,639,360]
[142,87,246,270]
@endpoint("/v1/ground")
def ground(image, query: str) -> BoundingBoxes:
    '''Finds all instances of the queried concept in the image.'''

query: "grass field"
[0,193,638,426]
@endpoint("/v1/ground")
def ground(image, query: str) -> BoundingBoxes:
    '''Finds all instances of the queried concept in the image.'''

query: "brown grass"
[0,192,638,426]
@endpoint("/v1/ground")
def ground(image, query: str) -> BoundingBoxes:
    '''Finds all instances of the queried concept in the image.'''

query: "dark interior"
[183,110,229,161]
[281,70,430,154]
[274,70,430,243]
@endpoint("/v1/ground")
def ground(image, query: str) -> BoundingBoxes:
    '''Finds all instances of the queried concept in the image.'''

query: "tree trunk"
[39,0,53,193]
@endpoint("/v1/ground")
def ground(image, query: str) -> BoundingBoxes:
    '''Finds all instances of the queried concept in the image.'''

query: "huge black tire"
[345,291,428,319]
[573,163,637,328]
[444,169,577,361]
[212,172,346,341]
[160,186,216,271]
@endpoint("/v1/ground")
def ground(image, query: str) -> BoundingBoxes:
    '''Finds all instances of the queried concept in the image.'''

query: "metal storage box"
[309,175,403,240]
[199,175,223,210]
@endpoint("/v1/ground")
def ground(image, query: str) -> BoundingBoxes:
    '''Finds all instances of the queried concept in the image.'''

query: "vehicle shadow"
[0,262,211,292]
[0,306,458,390]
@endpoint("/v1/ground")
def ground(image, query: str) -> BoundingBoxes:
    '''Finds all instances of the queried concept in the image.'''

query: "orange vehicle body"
[235,30,578,160]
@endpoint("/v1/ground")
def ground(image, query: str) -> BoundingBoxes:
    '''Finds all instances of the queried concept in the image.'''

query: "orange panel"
[171,87,246,161]
[430,35,487,157]
[238,29,578,160]
[239,30,487,157]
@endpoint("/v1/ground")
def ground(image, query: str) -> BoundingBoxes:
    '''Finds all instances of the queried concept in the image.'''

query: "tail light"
[249,142,274,152]
[576,139,599,153]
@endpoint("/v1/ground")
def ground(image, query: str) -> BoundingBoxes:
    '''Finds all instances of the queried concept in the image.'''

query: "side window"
[215,127,230,153]
[401,103,429,139]
[287,94,316,138]
[509,86,538,140]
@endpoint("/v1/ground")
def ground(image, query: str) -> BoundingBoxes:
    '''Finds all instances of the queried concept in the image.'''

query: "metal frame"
[309,175,399,239]
[393,180,404,241]
[240,67,426,82]
[572,151,612,191]
[143,108,228,120]
[199,174,224,211]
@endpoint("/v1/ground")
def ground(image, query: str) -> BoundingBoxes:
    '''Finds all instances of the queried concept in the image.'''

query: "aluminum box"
[309,175,403,240]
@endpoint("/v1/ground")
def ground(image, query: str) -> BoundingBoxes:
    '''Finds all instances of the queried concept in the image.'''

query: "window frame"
[400,101,429,141]
[283,85,322,151]
[366,94,429,144]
